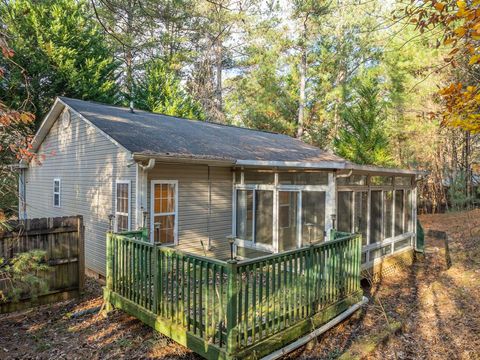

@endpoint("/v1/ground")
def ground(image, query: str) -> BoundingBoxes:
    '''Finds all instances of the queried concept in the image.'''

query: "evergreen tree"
[334,79,393,166]
[135,59,204,120]
[0,0,119,121]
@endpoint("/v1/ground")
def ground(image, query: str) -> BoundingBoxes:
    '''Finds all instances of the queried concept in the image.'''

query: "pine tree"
[0,0,119,120]
[135,59,204,120]
[334,79,393,166]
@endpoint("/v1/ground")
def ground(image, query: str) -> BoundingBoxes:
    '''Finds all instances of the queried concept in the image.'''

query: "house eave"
[132,153,236,167]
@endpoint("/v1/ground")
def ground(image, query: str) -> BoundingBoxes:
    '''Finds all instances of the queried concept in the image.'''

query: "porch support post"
[326,172,336,239]
[105,232,114,312]
[226,259,238,357]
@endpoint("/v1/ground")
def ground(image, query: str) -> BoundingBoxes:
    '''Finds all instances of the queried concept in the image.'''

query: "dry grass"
[1,210,479,359]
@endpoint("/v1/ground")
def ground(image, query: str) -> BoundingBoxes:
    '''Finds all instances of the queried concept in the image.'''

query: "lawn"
[0,210,479,359]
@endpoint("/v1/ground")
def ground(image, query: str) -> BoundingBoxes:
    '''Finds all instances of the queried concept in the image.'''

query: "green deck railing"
[104,232,363,359]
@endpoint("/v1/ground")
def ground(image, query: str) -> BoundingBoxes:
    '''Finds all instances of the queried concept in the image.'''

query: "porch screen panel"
[354,192,368,245]
[395,190,405,236]
[406,190,413,232]
[255,190,273,245]
[153,183,176,244]
[278,191,298,251]
[302,191,325,245]
[370,190,382,244]
[236,190,253,241]
[337,191,352,233]
[384,191,393,239]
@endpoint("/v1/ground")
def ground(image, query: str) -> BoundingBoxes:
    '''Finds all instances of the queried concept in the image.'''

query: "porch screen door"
[151,181,177,244]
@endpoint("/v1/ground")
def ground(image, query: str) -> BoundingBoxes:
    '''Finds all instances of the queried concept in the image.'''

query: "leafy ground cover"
[0,210,479,359]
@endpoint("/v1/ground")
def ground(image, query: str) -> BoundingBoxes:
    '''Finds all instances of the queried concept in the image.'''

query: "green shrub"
[0,250,52,303]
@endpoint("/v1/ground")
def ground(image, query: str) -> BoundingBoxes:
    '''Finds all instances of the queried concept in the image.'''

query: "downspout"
[261,296,369,360]
[336,169,353,178]
[137,158,155,235]
[138,158,155,172]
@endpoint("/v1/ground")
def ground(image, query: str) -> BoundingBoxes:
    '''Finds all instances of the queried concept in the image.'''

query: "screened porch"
[233,168,417,268]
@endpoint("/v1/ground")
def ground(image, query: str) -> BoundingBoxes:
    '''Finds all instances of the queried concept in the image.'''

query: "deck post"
[105,232,114,312]
[226,259,238,358]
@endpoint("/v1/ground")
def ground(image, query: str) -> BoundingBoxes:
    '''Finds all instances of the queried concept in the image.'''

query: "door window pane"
[354,192,368,245]
[236,190,253,241]
[279,191,298,251]
[370,190,382,244]
[255,191,273,245]
[337,191,352,233]
[152,182,176,244]
[384,191,393,239]
[395,190,405,236]
[153,215,175,243]
[302,191,325,245]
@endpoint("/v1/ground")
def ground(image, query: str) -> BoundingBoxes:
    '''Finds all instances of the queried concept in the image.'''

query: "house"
[20,97,421,278]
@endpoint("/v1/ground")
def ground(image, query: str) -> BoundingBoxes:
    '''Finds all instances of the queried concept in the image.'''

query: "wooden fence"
[104,231,363,360]
[0,216,85,313]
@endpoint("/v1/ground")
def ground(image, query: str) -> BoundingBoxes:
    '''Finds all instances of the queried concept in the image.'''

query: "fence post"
[105,232,114,312]
[153,246,159,315]
[226,259,238,357]
[77,216,85,293]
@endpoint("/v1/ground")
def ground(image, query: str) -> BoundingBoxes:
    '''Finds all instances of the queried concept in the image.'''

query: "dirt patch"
[0,279,197,359]
[288,210,480,359]
[1,210,479,359]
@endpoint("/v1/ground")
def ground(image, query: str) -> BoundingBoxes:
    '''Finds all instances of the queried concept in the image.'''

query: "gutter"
[261,296,369,360]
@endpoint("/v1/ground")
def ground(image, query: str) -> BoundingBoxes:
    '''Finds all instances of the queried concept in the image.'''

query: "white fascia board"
[30,98,65,154]
[234,160,347,169]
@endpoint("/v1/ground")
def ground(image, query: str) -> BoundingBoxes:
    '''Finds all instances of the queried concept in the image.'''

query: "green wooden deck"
[104,231,363,359]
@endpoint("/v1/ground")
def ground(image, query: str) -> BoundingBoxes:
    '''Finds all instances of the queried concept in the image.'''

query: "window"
[384,191,393,239]
[354,192,368,245]
[337,175,367,186]
[337,191,353,233]
[370,190,383,244]
[370,176,393,186]
[53,178,61,207]
[255,191,273,246]
[406,190,413,232]
[394,190,404,236]
[236,189,273,247]
[302,191,325,245]
[278,172,328,185]
[236,190,254,241]
[244,171,274,184]
[395,176,413,186]
[151,181,177,244]
[115,181,130,232]
[278,191,299,251]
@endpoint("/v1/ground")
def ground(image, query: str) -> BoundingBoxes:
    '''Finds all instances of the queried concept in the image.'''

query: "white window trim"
[150,180,179,245]
[115,180,131,232]
[53,178,61,208]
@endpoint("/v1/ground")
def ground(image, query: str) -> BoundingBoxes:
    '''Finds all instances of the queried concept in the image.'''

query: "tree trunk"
[215,34,223,122]
[296,22,307,139]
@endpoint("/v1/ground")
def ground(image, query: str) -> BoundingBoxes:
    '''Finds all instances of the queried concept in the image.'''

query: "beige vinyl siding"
[25,110,135,275]
[147,164,233,260]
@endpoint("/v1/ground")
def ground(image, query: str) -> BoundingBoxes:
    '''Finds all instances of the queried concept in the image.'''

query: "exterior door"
[278,191,300,251]
[151,180,178,245]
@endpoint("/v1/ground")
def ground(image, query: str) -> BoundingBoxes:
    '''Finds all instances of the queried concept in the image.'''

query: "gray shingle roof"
[60,97,345,163]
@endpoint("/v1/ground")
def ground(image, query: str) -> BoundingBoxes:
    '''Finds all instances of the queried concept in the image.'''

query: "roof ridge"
[59,96,291,138]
